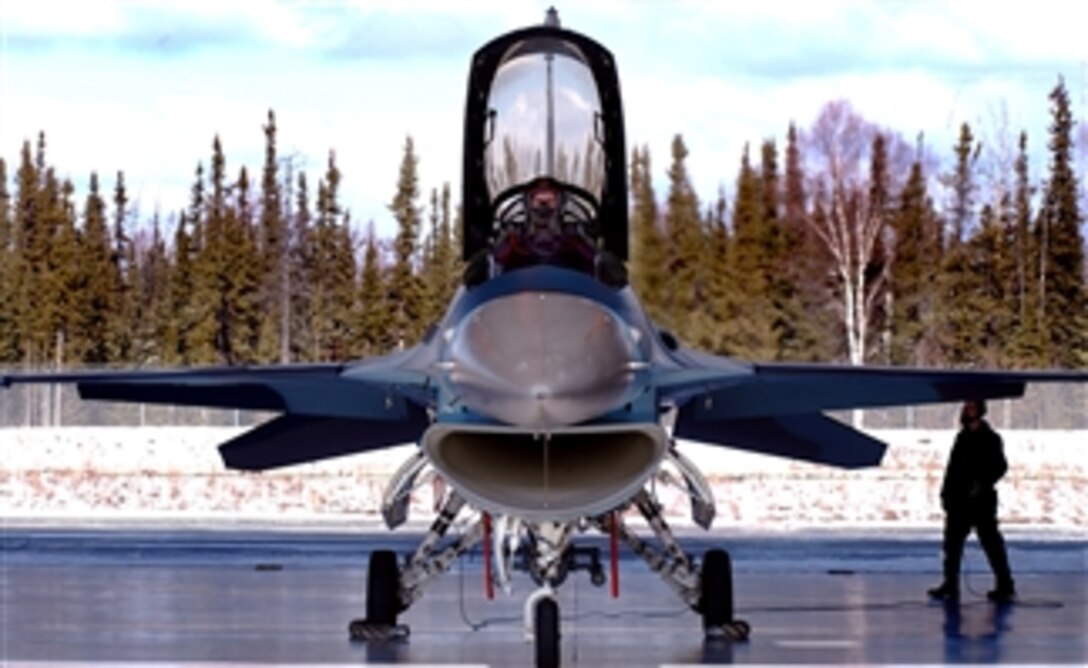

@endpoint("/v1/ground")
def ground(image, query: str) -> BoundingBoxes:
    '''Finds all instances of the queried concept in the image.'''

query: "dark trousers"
[942,505,1014,588]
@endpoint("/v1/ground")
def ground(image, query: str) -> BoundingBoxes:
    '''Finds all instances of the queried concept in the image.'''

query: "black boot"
[927,581,959,601]
[987,580,1016,603]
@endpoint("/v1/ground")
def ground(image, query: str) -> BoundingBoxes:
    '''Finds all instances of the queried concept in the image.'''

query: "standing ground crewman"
[928,399,1016,603]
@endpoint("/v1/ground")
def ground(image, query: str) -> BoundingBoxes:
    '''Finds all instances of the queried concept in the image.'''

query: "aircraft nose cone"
[445,292,644,428]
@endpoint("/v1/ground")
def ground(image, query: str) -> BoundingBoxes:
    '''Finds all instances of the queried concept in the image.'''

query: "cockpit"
[461,13,628,287]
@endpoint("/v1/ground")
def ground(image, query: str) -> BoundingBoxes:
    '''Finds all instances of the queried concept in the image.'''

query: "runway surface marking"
[4,664,491,668]
[772,639,862,649]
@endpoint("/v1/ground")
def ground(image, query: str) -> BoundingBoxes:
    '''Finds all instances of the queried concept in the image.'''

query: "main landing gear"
[348,549,409,641]
[700,548,751,641]
[610,488,751,642]
[350,454,749,665]
[349,488,482,641]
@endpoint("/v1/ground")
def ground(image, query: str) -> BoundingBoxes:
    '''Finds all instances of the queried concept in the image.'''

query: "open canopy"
[462,18,627,262]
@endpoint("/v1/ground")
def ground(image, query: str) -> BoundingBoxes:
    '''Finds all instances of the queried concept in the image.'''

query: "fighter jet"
[3,10,1086,667]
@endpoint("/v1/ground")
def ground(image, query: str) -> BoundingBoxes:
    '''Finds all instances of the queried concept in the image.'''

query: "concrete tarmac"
[1,527,1085,665]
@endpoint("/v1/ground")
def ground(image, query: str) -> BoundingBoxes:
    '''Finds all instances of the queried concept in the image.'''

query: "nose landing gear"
[531,593,561,668]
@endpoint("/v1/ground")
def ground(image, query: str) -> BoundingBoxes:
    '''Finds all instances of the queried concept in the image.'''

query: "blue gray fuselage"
[421,266,668,521]
[436,265,657,429]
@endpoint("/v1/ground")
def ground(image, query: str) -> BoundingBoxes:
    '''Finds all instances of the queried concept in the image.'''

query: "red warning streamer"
[610,511,620,598]
[482,512,494,600]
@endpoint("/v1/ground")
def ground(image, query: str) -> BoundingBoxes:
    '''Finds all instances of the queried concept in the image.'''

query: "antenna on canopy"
[543,8,558,177]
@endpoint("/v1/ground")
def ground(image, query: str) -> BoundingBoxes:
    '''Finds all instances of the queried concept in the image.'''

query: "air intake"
[422,423,667,521]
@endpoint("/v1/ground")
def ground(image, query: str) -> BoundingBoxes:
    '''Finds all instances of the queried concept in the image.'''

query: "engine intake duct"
[422,423,667,521]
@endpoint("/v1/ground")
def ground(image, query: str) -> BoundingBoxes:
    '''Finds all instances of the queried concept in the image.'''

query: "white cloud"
[2,1,1083,239]
[2,0,127,38]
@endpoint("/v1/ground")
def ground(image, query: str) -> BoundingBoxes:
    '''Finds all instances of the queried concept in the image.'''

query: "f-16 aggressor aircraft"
[3,10,1087,668]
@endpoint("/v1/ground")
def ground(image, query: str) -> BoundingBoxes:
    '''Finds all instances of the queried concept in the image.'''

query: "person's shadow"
[942,599,1014,663]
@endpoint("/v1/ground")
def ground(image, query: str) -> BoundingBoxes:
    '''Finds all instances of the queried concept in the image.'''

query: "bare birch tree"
[801,101,905,367]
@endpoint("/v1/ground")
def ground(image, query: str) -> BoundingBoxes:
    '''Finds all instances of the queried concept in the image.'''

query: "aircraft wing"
[659,348,1088,469]
[1,350,437,471]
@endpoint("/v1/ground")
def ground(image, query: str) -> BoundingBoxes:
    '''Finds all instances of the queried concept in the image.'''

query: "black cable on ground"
[457,546,488,631]
[961,550,1063,609]
[456,546,521,631]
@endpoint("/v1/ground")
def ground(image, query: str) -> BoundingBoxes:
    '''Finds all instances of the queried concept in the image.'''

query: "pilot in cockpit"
[492,177,596,275]
[462,35,627,288]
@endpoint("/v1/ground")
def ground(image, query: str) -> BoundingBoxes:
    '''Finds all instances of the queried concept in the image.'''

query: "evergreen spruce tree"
[629,146,667,324]
[420,187,441,325]
[307,178,330,361]
[949,123,979,242]
[186,156,219,364]
[170,212,195,365]
[419,185,458,327]
[865,133,893,363]
[131,212,173,366]
[176,163,206,365]
[758,138,811,360]
[722,144,776,358]
[968,200,1015,367]
[437,182,459,306]
[45,174,81,373]
[697,188,734,353]
[257,109,288,362]
[289,171,313,361]
[888,160,942,365]
[222,165,261,363]
[356,221,388,356]
[325,211,358,361]
[109,171,135,362]
[662,135,706,339]
[388,136,425,348]
[14,138,44,370]
[0,157,19,363]
[1036,78,1087,367]
[302,152,356,361]
[782,122,835,362]
[937,123,981,365]
[1005,131,1044,366]
[319,153,358,360]
[187,139,260,364]
[75,172,122,365]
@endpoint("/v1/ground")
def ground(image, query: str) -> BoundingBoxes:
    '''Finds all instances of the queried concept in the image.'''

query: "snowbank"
[1,427,1084,529]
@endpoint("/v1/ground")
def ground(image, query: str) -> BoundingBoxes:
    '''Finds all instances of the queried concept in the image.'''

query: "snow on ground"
[1,427,1085,529]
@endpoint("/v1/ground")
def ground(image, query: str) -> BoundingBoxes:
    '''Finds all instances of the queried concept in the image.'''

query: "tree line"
[1,81,1085,395]
[633,81,1086,371]
[0,111,460,380]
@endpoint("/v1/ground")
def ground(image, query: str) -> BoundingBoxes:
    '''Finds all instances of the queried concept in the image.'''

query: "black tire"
[366,550,401,625]
[699,548,734,629]
[534,596,560,668]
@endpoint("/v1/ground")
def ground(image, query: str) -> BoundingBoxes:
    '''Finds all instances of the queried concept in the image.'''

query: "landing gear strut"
[350,489,482,642]
[611,489,750,642]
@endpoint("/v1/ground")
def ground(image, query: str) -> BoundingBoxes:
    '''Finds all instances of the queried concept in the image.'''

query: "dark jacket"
[940,420,1007,514]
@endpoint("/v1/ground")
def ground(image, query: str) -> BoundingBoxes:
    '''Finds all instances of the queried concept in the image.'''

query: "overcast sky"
[2,0,1085,239]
